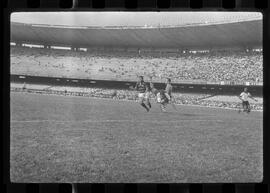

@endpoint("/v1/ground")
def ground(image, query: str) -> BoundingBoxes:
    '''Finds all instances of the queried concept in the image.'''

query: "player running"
[165,78,177,111]
[238,87,258,113]
[156,90,170,112]
[134,76,151,112]
[149,78,170,112]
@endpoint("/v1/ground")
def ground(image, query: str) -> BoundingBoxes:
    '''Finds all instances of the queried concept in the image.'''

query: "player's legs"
[160,103,166,112]
[246,101,251,113]
[138,93,149,112]
[156,93,161,103]
[242,101,246,112]
[241,101,245,112]
[243,101,248,112]
[238,101,244,113]
[164,93,177,110]
[145,98,151,109]
[160,100,168,112]
[145,92,151,109]
[168,95,177,111]
[238,104,242,113]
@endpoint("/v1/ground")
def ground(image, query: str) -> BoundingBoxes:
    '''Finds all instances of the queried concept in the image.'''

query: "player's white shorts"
[145,92,151,99]
[138,93,145,98]
[156,93,170,104]
[138,92,150,99]
[156,93,162,103]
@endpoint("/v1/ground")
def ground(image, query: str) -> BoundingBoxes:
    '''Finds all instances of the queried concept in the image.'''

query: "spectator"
[11,46,262,84]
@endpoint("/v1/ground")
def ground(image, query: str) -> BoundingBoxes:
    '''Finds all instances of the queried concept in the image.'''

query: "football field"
[10,92,263,183]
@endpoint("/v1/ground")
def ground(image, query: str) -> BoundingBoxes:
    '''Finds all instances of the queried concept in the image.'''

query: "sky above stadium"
[11,12,262,27]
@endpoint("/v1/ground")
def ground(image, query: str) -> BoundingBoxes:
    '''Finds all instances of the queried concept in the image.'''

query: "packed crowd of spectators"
[11,46,263,84]
[11,84,263,110]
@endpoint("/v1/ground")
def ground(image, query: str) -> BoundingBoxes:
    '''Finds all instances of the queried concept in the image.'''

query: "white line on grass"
[174,103,264,112]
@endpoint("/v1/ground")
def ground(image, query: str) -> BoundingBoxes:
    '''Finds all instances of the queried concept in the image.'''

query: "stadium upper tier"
[11,19,262,49]
[11,47,263,84]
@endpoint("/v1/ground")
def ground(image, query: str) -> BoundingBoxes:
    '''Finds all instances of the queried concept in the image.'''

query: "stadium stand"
[11,46,263,84]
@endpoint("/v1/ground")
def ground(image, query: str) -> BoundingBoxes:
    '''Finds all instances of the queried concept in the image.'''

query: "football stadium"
[10,12,263,183]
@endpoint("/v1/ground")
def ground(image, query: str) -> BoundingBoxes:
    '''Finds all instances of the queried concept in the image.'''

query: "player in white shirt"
[149,78,170,112]
[165,78,177,111]
[238,87,258,113]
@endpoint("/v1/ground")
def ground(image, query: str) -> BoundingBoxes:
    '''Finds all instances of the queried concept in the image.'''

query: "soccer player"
[156,89,170,112]
[134,76,151,112]
[165,78,177,111]
[238,87,258,113]
[149,78,170,112]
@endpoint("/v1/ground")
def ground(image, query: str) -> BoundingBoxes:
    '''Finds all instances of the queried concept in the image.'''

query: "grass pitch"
[10,92,263,183]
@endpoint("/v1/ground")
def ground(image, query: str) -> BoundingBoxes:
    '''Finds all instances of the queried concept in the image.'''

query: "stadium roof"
[11,12,262,27]
[10,20,262,49]
[10,12,262,49]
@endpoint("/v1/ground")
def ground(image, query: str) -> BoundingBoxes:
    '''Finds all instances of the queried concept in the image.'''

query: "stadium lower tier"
[10,83,263,111]
[11,47,263,84]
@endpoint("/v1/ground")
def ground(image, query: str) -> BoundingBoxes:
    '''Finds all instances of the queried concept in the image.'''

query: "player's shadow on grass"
[180,113,200,117]
[160,111,200,117]
[177,111,213,117]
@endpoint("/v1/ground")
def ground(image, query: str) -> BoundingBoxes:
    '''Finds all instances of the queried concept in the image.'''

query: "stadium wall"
[10,75,263,97]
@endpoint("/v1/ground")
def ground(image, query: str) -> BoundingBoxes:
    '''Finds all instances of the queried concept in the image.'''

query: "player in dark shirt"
[134,76,151,112]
